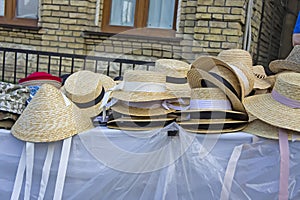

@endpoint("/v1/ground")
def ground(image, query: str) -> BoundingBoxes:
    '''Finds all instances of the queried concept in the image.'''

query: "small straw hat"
[19,72,62,89]
[243,72,300,132]
[107,116,175,131]
[111,100,175,116]
[154,59,191,98]
[11,84,94,142]
[187,68,246,112]
[63,70,116,118]
[111,70,176,102]
[243,119,300,141]
[269,45,300,73]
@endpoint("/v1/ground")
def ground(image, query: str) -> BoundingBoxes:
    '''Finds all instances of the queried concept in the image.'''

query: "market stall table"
[0,123,300,199]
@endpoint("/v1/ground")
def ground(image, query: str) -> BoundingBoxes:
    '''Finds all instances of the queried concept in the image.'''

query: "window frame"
[0,0,38,27]
[101,0,178,38]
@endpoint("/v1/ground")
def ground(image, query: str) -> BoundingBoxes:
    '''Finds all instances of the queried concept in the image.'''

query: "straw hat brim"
[20,79,62,89]
[187,68,246,112]
[192,56,247,97]
[111,91,177,102]
[112,102,175,116]
[243,94,300,132]
[254,77,272,90]
[243,119,300,140]
[269,60,300,73]
[180,122,247,134]
[178,119,247,125]
[166,83,191,98]
[108,117,175,123]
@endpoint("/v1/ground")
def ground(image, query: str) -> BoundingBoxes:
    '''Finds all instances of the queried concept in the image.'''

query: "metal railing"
[0,47,155,83]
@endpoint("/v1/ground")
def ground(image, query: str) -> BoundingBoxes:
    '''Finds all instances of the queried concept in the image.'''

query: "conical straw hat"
[11,84,94,142]
[243,72,300,132]
[187,68,246,112]
[63,70,116,118]
[269,45,300,73]
[243,119,300,140]
[111,70,176,102]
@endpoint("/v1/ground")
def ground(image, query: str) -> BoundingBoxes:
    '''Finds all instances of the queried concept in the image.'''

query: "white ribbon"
[123,100,163,109]
[10,146,26,200]
[53,137,72,200]
[61,92,71,107]
[162,100,190,111]
[25,142,34,200]
[123,82,166,93]
[229,64,250,94]
[190,99,232,110]
[37,143,55,200]
[220,144,244,200]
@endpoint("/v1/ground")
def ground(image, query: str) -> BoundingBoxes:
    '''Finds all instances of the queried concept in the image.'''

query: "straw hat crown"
[243,72,300,132]
[11,84,94,142]
[191,88,228,101]
[111,70,176,102]
[155,59,190,78]
[269,45,300,73]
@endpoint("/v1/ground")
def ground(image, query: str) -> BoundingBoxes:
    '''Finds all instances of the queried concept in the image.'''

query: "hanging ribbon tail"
[53,137,72,200]
[279,129,290,200]
[10,145,26,200]
[37,143,55,200]
[162,100,190,111]
[100,82,124,109]
[220,144,244,200]
[61,92,71,107]
[24,142,34,200]
[100,91,112,109]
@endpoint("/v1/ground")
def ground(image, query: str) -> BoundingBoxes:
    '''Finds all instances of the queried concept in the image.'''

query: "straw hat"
[107,116,175,131]
[252,65,272,90]
[11,84,94,142]
[154,59,191,98]
[269,45,300,73]
[19,72,62,89]
[243,119,300,141]
[243,72,300,132]
[63,70,116,118]
[111,100,175,116]
[187,68,246,112]
[111,70,176,102]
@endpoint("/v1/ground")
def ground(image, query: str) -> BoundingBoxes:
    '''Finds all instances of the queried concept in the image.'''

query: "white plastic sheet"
[0,123,300,199]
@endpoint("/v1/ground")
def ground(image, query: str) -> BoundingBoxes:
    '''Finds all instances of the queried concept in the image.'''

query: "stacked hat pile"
[176,49,274,133]
[107,70,178,130]
[243,45,300,139]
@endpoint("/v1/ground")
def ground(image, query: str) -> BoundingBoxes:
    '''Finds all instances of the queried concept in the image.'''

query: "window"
[102,0,178,37]
[0,0,38,27]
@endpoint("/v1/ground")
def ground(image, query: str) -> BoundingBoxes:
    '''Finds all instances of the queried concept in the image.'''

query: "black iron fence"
[0,47,155,83]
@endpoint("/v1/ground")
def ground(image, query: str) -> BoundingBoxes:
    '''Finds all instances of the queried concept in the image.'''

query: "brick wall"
[0,0,290,77]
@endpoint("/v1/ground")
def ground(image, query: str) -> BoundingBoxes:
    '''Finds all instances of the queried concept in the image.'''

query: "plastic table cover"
[0,122,300,200]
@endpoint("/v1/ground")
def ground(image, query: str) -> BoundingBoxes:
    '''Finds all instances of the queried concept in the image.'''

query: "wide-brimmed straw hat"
[252,65,272,90]
[11,84,94,142]
[154,59,191,98]
[111,100,175,116]
[243,119,300,140]
[63,70,116,118]
[111,70,176,102]
[269,45,300,73]
[187,68,246,112]
[19,72,62,89]
[107,116,175,131]
[244,72,300,132]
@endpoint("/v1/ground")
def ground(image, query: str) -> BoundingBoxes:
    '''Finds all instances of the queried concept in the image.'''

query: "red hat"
[19,72,62,88]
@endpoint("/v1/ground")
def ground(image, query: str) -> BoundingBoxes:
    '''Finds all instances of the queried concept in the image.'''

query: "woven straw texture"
[154,59,190,78]
[187,68,246,112]
[112,101,174,116]
[243,119,300,140]
[252,65,272,90]
[11,84,94,142]
[64,70,116,117]
[269,45,300,73]
[178,118,247,125]
[112,70,176,102]
[244,72,300,132]
[180,122,247,134]
[166,83,191,98]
